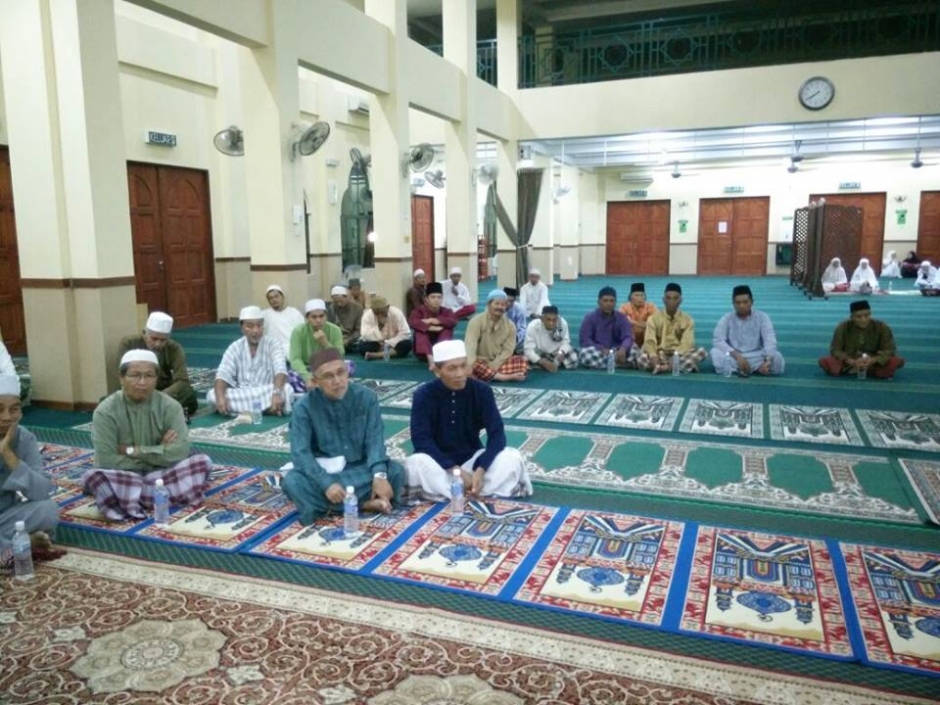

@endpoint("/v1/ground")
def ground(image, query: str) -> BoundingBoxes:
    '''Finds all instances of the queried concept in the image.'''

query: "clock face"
[799,77,835,110]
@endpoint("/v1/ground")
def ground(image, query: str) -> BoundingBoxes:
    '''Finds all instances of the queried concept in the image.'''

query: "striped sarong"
[472,356,528,382]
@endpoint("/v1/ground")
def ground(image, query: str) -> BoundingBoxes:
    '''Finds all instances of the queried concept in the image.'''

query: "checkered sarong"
[637,347,708,373]
[82,454,212,521]
[472,356,528,382]
[538,350,579,370]
[578,346,607,369]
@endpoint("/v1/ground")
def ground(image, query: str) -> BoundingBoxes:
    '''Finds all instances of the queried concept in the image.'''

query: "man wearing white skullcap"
[0,374,58,549]
[289,299,344,385]
[403,341,532,502]
[208,306,292,417]
[262,284,304,362]
[119,311,197,417]
[406,269,428,317]
[327,285,363,352]
[438,266,476,320]
[85,352,213,522]
[519,267,551,319]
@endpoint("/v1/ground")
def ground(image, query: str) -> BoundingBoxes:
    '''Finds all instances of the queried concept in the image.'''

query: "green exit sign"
[839,182,861,190]
[627,190,648,198]
[724,186,744,194]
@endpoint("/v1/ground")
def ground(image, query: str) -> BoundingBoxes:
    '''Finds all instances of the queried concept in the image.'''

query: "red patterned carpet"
[1,549,931,705]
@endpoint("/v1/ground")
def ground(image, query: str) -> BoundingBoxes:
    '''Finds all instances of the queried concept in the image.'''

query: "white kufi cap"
[331,286,349,297]
[413,268,425,277]
[449,266,462,276]
[529,268,541,276]
[120,350,159,368]
[432,340,467,363]
[305,298,326,314]
[145,311,173,334]
[239,305,264,321]
[0,374,20,397]
[265,284,284,295]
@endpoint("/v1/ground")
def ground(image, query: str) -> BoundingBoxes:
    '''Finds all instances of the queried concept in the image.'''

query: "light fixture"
[787,156,800,174]
[911,147,924,169]
[671,161,682,179]
[367,231,377,243]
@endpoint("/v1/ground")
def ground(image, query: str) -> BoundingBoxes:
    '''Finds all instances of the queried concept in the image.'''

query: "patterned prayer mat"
[769,405,863,446]
[840,542,940,677]
[857,410,940,451]
[354,378,418,401]
[515,390,610,425]
[135,471,295,552]
[6,550,924,705]
[596,394,683,432]
[679,526,854,660]
[513,509,683,627]
[679,399,763,438]
[187,415,291,452]
[371,499,559,595]
[247,502,441,571]
[188,366,217,393]
[384,384,544,419]
[900,459,940,525]
[59,496,151,533]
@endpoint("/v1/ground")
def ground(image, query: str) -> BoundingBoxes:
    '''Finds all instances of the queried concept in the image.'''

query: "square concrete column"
[495,139,519,288]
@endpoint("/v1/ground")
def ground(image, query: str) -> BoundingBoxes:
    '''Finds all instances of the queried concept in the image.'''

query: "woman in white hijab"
[915,261,938,290]
[880,251,901,279]
[821,257,848,293]
[850,258,879,294]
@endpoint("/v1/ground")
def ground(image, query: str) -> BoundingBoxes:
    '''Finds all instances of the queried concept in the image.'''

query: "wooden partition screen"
[791,203,863,299]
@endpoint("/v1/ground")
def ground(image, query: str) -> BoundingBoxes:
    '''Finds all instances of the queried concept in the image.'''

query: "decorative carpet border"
[899,459,940,525]
[50,549,934,705]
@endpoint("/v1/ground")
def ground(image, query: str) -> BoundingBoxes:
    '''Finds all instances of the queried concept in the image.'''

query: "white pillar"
[495,139,518,288]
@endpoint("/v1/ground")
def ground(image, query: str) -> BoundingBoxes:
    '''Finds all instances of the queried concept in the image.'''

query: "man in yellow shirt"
[638,283,707,374]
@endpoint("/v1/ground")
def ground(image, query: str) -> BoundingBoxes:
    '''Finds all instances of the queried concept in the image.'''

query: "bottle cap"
[15,520,25,531]
[452,468,461,477]
[346,485,355,493]
[155,479,164,487]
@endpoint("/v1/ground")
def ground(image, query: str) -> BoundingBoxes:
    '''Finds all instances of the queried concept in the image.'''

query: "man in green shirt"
[289,299,344,386]
[119,312,197,417]
[818,300,905,379]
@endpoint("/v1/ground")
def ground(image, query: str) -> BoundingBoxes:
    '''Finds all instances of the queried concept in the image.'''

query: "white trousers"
[206,384,292,415]
[404,448,532,501]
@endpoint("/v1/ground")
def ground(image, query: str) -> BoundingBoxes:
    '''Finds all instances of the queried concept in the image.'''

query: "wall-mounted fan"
[477,163,499,184]
[291,121,331,160]
[424,169,445,189]
[213,126,244,156]
[403,143,434,177]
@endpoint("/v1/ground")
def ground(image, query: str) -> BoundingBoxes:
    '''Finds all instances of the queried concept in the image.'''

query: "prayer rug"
[839,542,940,677]
[857,410,940,451]
[247,502,441,571]
[372,499,559,595]
[187,366,217,393]
[596,394,683,432]
[769,405,862,446]
[515,390,609,425]
[679,526,854,660]
[6,550,920,705]
[679,399,763,439]
[513,509,683,627]
[187,415,291,452]
[135,471,295,551]
[384,384,543,419]
[900,459,940,524]
[41,442,93,469]
[59,496,151,533]
[40,444,95,504]
[354,377,418,401]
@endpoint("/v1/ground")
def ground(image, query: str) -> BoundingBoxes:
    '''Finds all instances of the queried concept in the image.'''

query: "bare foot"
[494,372,526,382]
[362,498,392,514]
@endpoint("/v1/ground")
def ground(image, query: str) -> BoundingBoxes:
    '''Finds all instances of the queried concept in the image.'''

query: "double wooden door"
[606,200,670,275]
[697,197,769,275]
[0,147,25,354]
[809,192,885,264]
[127,163,216,328]
[917,191,940,263]
[411,195,434,281]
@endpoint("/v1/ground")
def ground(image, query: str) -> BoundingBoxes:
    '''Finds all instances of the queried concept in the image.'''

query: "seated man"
[818,300,905,379]
[86,351,212,521]
[261,284,304,359]
[524,306,578,373]
[119,312,197,417]
[404,340,532,501]
[290,299,344,386]
[348,277,370,310]
[283,348,403,525]
[464,289,528,382]
[440,267,476,320]
[503,287,528,354]
[358,296,412,360]
[578,286,634,369]
[619,283,657,358]
[638,283,707,374]
[915,261,938,290]
[0,375,58,548]
[710,285,785,376]
[519,268,550,319]
[405,269,427,317]
[209,306,291,415]
[327,285,363,353]
[408,282,457,364]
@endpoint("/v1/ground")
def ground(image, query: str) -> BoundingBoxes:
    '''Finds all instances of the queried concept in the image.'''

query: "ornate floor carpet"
[1,548,933,705]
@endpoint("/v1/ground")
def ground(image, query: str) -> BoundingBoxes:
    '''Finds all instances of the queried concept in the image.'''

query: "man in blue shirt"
[710,285,785,376]
[578,286,634,369]
[404,340,532,501]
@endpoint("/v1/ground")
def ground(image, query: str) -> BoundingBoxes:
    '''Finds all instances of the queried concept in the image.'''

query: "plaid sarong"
[472,356,528,382]
[82,454,212,521]
[537,350,579,370]
[637,347,708,373]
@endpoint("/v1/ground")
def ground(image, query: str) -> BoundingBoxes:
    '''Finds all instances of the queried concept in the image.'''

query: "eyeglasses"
[125,372,158,381]
[315,368,349,383]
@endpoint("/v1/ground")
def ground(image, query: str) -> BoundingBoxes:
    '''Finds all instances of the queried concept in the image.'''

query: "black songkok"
[850,300,871,313]
[541,305,559,315]
[665,283,682,294]
[503,287,519,297]
[630,282,645,294]
[425,282,443,296]
[732,285,752,299]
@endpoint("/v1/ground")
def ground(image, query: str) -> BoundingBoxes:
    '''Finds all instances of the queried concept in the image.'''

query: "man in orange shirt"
[619,282,657,366]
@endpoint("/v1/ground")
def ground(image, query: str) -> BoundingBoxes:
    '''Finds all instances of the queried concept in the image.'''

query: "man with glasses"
[85,350,212,521]
[283,348,403,525]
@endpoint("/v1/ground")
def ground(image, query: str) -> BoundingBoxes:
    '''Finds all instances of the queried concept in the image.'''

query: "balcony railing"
[425,39,497,86]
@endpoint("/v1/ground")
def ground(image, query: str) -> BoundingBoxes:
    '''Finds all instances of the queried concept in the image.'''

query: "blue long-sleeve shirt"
[410,378,505,471]
[578,309,634,353]
[506,302,528,347]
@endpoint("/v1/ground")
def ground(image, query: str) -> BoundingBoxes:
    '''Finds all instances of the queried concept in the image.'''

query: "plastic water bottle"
[858,353,868,380]
[153,478,170,526]
[251,398,263,425]
[888,279,893,292]
[343,486,359,538]
[606,350,615,374]
[383,342,391,362]
[450,469,465,514]
[723,353,734,378]
[12,521,34,581]
[672,351,680,376]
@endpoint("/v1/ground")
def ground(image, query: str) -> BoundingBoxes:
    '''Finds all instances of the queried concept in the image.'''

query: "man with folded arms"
[408,282,457,364]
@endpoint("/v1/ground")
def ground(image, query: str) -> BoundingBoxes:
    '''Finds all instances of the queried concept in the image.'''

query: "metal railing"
[425,39,497,86]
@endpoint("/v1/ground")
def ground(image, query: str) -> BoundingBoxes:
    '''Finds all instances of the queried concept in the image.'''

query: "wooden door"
[127,163,216,328]
[917,191,940,263]
[0,147,25,354]
[698,197,769,275]
[411,195,434,281]
[810,192,885,264]
[605,200,670,275]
